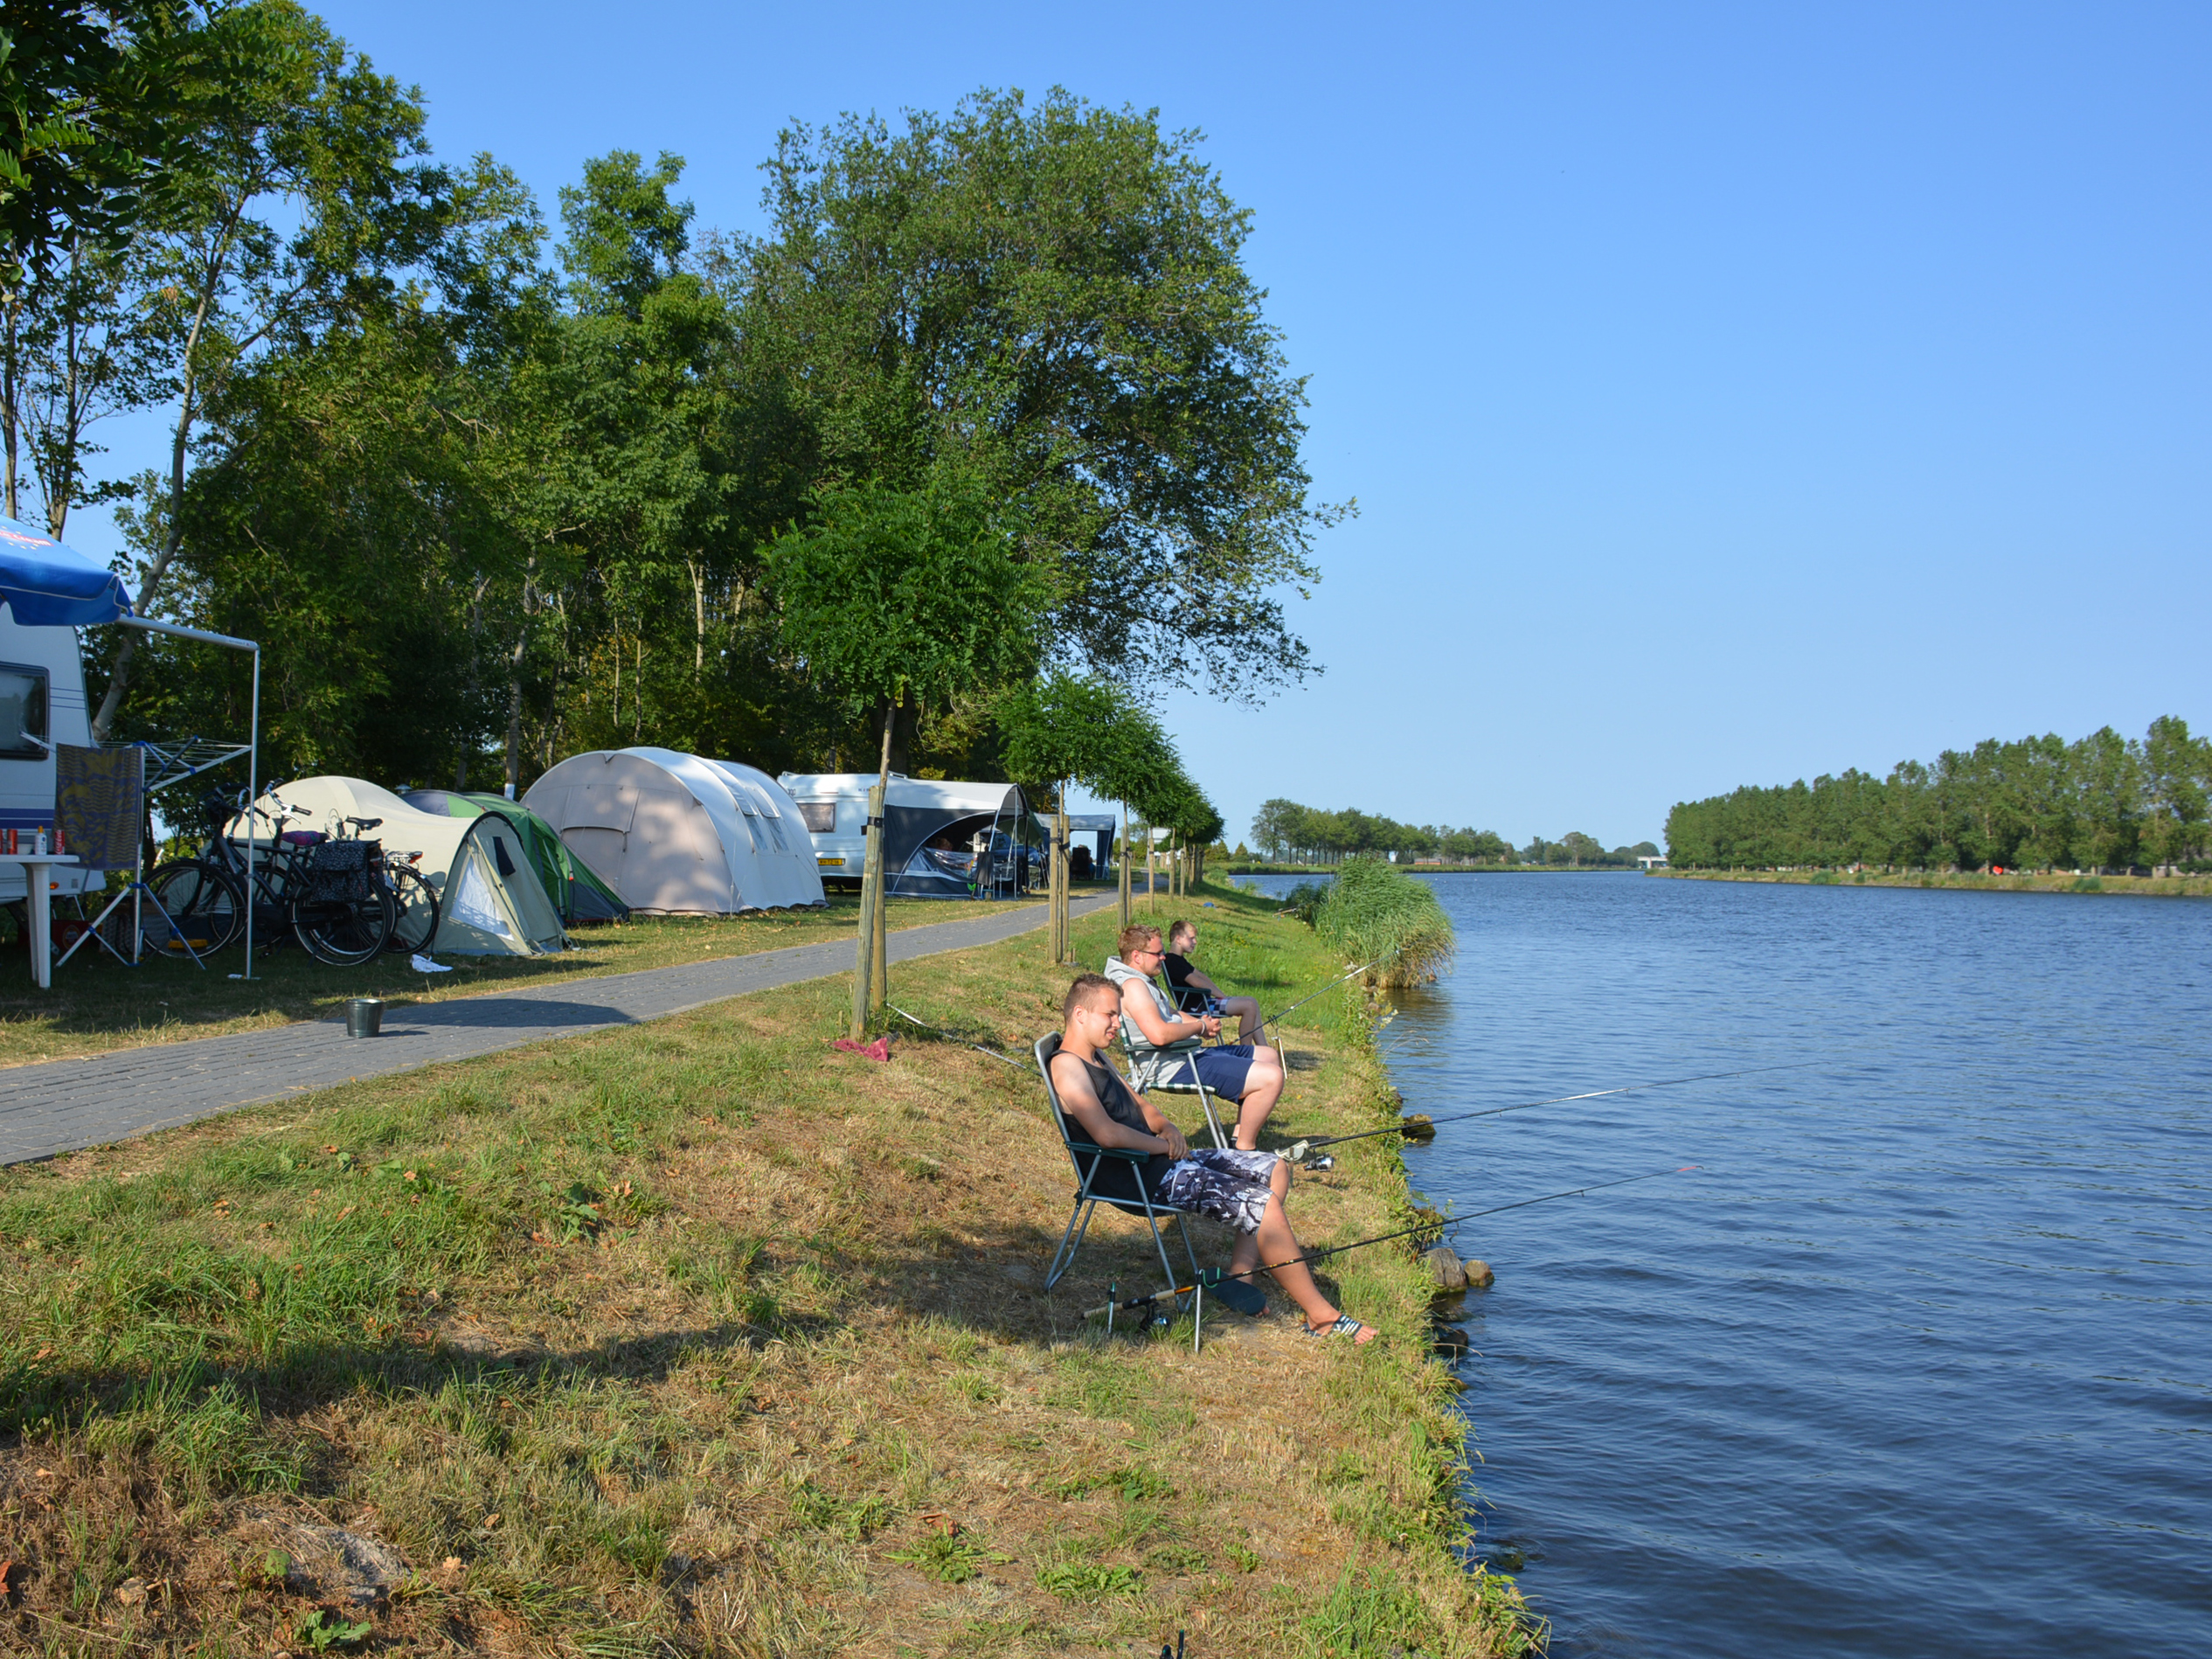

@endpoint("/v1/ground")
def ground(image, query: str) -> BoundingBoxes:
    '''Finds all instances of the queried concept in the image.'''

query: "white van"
[0,609,97,906]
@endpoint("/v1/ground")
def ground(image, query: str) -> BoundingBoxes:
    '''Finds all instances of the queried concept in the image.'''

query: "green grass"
[0,892,1009,1066]
[0,880,1534,1657]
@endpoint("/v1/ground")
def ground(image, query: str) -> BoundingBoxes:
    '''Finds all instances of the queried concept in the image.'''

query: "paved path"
[0,895,1120,1166]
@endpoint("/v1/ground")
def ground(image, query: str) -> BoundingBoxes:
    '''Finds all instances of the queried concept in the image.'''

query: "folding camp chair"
[1036,1033,1203,1298]
[1116,1005,1236,1150]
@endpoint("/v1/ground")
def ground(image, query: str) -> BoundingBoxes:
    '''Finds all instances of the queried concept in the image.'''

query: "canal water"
[1240,872,2210,1657]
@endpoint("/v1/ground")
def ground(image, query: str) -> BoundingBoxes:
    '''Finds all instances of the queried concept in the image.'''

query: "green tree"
[732,87,1343,698]
[90,0,471,741]
[764,474,1047,1029]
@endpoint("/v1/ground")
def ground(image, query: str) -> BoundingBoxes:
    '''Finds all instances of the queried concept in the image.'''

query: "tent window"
[493,836,517,878]
[797,802,836,833]
[0,664,49,761]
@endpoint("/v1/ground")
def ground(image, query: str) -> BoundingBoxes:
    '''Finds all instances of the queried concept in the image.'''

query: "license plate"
[818,857,844,867]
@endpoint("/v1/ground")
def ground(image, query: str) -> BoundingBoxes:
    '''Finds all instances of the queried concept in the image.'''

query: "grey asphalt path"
[0,893,1121,1166]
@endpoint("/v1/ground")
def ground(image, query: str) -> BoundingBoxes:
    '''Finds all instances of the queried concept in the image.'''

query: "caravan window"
[796,801,836,833]
[0,664,48,761]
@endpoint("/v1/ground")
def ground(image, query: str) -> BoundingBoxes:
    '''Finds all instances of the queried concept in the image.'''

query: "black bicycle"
[142,789,399,966]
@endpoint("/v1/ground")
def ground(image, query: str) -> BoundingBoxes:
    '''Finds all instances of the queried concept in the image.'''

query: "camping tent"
[231,776,565,955]
[403,790,630,925]
[522,748,825,915]
[1064,814,1118,878]
[777,774,1038,899]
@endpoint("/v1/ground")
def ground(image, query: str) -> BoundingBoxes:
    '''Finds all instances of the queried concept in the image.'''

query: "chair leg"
[1174,1211,1201,1281]
[1045,1197,1096,1290]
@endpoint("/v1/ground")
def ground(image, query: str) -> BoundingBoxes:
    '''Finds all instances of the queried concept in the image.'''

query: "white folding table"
[0,853,82,988]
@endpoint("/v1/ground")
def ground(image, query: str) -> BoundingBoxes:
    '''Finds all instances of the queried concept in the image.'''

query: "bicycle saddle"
[346,816,383,830]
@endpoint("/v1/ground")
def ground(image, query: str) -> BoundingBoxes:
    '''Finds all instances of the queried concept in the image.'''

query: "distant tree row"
[1246,799,1657,867]
[1663,717,2210,873]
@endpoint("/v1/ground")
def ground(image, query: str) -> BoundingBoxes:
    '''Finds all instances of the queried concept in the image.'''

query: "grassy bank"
[0,897,1008,1069]
[1654,867,2212,899]
[0,881,1533,1657]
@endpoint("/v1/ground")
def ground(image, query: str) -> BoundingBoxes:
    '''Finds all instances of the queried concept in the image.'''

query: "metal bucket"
[344,997,385,1038]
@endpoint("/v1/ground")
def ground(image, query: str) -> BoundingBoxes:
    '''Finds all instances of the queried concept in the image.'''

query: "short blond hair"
[1117,923,1161,957]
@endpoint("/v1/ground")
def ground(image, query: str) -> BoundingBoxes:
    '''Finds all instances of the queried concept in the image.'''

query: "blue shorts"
[1158,1043,1257,1098]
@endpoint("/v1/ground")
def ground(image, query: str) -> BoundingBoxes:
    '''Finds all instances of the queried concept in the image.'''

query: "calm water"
[1243,872,2210,1657]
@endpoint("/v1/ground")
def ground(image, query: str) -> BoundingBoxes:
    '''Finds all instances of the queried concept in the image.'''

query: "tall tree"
[733,87,1343,699]
[90,0,468,740]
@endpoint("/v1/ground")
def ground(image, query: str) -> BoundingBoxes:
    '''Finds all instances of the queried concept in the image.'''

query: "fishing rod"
[887,1003,1034,1074]
[1259,960,1380,1031]
[1082,1163,1702,1323]
[1285,1062,1819,1159]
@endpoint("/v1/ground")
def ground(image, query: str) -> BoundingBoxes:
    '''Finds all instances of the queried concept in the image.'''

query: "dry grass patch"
[0,885,1535,1656]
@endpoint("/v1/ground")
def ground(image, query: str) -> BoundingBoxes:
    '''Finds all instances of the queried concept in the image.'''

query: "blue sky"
[71,2,2210,848]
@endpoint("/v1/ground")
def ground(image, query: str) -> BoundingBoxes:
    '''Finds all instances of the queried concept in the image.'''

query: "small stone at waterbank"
[1462,1257,1495,1288]
[1400,1114,1436,1140]
[1424,1245,1467,1289]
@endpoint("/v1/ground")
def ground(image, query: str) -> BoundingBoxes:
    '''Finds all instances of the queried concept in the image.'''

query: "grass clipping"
[1308,856,1456,989]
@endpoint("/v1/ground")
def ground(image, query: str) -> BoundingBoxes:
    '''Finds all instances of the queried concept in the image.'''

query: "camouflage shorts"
[1158,1148,1279,1233]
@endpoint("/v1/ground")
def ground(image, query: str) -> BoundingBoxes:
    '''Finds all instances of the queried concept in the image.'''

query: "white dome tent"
[523,747,825,915]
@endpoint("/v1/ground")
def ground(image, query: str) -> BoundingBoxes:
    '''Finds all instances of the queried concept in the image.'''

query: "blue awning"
[0,514,135,626]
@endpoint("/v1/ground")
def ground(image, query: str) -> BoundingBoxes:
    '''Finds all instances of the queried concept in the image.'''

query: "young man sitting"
[1104,923,1285,1151]
[1162,917,1264,1044]
[1050,973,1374,1342]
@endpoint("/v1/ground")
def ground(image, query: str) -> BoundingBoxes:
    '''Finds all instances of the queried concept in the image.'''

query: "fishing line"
[1259,960,1380,1031]
[1288,1062,1820,1157]
[1082,1163,1702,1320]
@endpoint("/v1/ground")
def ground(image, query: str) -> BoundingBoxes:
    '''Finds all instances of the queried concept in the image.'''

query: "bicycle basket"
[305,839,371,902]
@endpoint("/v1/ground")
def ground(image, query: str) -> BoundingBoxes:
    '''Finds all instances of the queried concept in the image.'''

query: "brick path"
[0,895,1120,1166]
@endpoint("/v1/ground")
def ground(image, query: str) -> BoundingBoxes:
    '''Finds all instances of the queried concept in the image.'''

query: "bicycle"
[142,788,397,966]
[374,843,440,955]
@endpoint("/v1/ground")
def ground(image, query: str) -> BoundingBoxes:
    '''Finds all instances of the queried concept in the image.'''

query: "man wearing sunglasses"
[1103,923,1285,1152]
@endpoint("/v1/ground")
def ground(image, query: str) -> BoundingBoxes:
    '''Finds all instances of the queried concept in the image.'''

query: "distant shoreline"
[1224,862,1637,877]
[1653,868,2212,899]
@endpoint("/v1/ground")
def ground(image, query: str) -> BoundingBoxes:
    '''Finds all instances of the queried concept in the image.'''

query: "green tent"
[402,790,631,926]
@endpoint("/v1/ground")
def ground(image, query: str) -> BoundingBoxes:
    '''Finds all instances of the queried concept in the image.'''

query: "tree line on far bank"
[1664,717,2210,874]
[1246,799,1658,867]
[3,3,1335,801]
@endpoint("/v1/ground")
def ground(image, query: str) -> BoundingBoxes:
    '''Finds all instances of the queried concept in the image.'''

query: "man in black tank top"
[1049,974,1376,1343]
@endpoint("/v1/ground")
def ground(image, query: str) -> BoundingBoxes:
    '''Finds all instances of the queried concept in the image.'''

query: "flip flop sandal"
[1303,1315,1369,1340]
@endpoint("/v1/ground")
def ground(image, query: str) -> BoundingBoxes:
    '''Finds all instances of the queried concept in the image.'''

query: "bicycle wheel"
[382,864,440,955]
[291,884,395,967]
[143,860,245,955]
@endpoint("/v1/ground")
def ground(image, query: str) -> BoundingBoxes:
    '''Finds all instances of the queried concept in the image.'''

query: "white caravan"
[0,609,97,908]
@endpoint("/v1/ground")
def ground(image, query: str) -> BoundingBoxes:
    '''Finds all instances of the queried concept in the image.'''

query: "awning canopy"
[0,515,135,627]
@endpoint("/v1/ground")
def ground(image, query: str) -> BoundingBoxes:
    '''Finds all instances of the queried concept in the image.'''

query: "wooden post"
[870,790,888,1012]
[849,781,884,1038]
[1118,802,1132,929]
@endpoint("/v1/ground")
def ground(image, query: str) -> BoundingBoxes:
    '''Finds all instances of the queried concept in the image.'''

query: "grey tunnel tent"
[777,774,1040,899]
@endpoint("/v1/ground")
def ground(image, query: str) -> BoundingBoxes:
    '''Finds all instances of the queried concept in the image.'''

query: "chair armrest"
[1064,1136,1150,1163]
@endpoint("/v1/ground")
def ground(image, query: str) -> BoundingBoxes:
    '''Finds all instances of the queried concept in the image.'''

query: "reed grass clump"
[1313,856,1455,988]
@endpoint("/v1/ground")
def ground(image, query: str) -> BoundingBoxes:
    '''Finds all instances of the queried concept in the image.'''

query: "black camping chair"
[1035,1032,1202,1299]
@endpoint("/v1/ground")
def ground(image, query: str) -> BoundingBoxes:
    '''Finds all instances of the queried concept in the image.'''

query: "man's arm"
[1051,1053,1189,1160]
[1120,979,1217,1046]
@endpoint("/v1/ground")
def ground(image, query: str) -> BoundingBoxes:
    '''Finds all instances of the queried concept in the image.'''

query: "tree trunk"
[1118,802,1132,928]
[1054,781,1070,963]
[850,699,896,1037]
[688,559,704,670]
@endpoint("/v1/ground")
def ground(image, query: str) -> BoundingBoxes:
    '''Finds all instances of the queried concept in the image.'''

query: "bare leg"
[1226,1165,1375,1343]
[1224,994,1262,1044]
[1230,1046,1284,1150]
